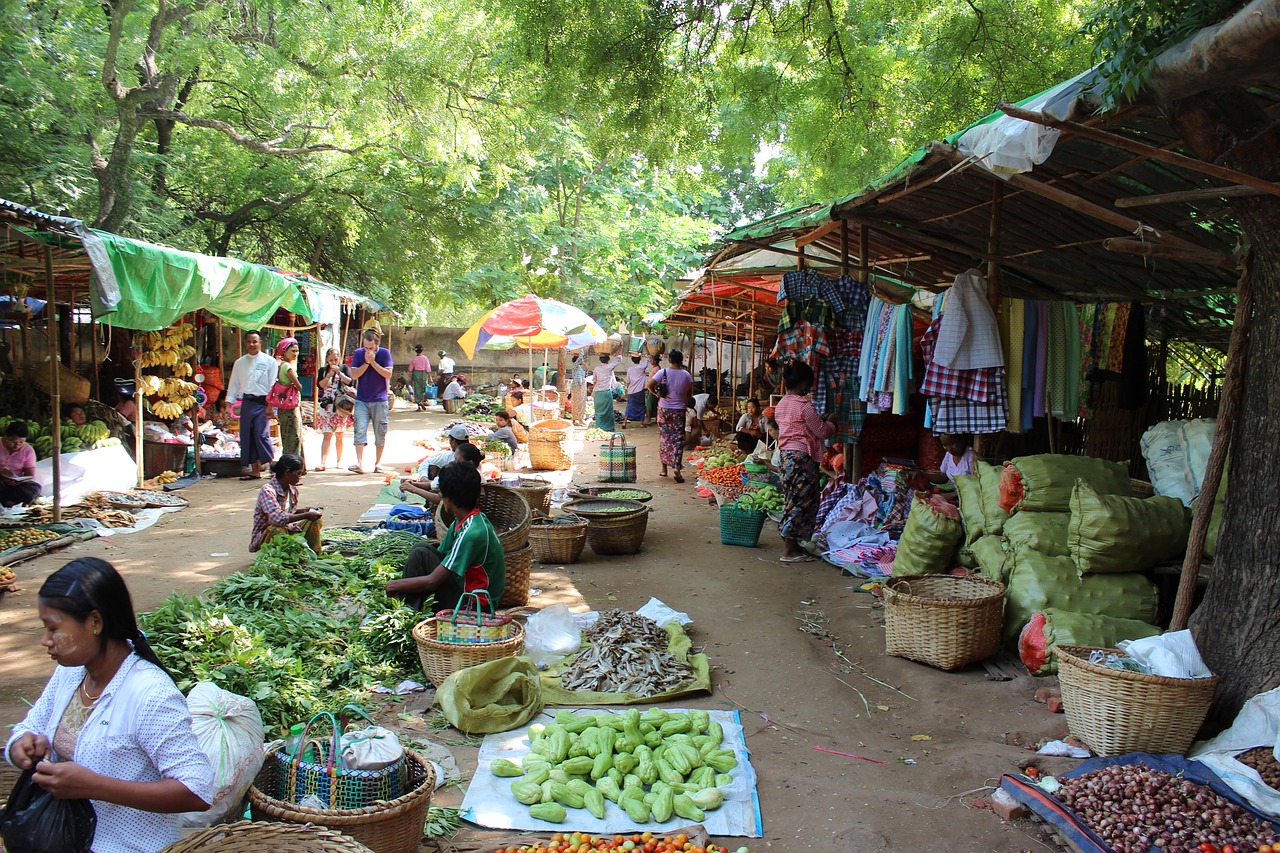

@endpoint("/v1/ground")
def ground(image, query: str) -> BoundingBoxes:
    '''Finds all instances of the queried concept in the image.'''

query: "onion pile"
[1236,748,1280,791]
[1059,765,1280,853]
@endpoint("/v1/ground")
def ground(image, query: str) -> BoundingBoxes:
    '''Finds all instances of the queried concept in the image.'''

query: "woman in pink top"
[0,421,40,506]
[774,361,837,562]
[409,345,433,411]
[646,349,694,482]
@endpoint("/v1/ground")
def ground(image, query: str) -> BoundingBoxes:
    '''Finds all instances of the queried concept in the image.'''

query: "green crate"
[720,503,766,547]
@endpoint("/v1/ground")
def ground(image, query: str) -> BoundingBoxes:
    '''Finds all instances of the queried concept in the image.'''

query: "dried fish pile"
[24,494,138,528]
[561,610,692,697]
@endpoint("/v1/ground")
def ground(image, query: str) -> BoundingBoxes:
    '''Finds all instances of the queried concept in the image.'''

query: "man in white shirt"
[592,354,622,431]
[416,424,471,482]
[623,354,650,427]
[436,349,456,401]
[224,330,278,480]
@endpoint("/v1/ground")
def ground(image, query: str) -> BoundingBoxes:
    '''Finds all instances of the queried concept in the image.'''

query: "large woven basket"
[570,485,653,503]
[883,575,1005,671]
[528,515,588,564]
[561,498,647,519]
[437,484,531,551]
[584,508,650,556]
[248,750,434,853]
[509,477,554,514]
[160,821,374,852]
[528,438,572,471]
[529,419,572,442]
[413,618,526,686]
[499,544,533,608]
[1055,644,1218,756]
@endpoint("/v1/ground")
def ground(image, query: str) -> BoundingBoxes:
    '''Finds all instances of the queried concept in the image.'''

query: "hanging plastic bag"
[435,656,545,734]
[181,682,265,827]
[0,766,96,853]
[523,603,582,667]
[339,726,404,771]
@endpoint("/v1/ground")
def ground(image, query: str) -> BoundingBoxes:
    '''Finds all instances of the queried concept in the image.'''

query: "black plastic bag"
[0,766,96,853]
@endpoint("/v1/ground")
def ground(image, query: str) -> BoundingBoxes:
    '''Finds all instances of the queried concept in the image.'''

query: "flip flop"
[348,465,364,474]
[315,466,326,472]
[238,474,261,481]
[673,473,685,483]
[779,554,817,563]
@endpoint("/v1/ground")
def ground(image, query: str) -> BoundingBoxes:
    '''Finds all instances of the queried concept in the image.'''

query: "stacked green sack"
[970,535,1008,583]
[1018,609,1162,676]
[977,461,1009,534]
[1002,511,1070,558]
[1194,460,1228,559]
[954,465,1010,579]
[892,497,962,575]
[1068,481,1191,574]
[954,474,985,547]
[1003,454,1131,513]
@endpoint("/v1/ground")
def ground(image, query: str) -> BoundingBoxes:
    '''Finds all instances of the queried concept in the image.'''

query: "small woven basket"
[719,504,765,547]
[1055,644,1218,756]
[158,821,375,852]
[248,750,434,853]
[270,708,406,810]
[499,544,533,607]
[437,484,530,551]
[509,477,553,514]
[528,515,588,564]
[570,486,653,503]
[528,438,572,471]
[413,618,525,686]
[584,508,650,556]
[883,575,1005,671]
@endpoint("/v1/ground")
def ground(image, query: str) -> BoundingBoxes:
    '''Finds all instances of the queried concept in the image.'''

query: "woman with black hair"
[0,420,40,506]
[647,349,694,482]
[5,558,212,852]
[249,453,323,554]
[775,361,837,562]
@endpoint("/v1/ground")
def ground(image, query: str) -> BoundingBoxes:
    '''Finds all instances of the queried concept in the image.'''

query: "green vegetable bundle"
[734,485,782,512]
[494,709,736,825]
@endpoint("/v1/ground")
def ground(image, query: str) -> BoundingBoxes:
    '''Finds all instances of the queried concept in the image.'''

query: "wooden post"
[1170,255,1253,631]
[188,313,201,476]
[840,221,850,277]
[44,248,61,523]
[90,317,100,402]
[975,183,1005,461]
[748,311,757,400]
[134,339,144,488]
[848,224,870,481]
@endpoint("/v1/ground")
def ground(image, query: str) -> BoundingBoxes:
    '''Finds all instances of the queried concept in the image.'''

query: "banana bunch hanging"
[139,322,196,368]
[140,321,201,421]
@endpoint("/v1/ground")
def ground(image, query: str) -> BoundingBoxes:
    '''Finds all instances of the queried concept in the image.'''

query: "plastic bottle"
[284,723,305,757]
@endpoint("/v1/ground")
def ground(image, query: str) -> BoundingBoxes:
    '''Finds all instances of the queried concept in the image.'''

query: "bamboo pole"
[44,248,61,523]
[975,184,1004,460]
[849,224,870,480]
[134,338,144,488]
[748,310,757,400]
[1170,254,1252,631]
[90,316,100,402]
[188,313,201,477]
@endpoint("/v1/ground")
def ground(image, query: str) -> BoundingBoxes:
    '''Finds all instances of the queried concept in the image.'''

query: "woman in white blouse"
[6,558,213,853]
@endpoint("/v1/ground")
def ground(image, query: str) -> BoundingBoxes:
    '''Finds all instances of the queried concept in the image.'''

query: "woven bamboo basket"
[441,398,461,414]
[883,575,1005,671]
[528,515,588,564]
[159,821,375,852]
[499,543,533,607]
[509,477,554,514]
[584,508,651,556]
[570,485,653,503]
[1055,645,1218,756]
[247,750,434,853]
[437,484,530,551]
[561,498,647,519]
[412,618,525,686]
[529,419,572,442]
[528,438,572,471]
[1130,478,1155,498]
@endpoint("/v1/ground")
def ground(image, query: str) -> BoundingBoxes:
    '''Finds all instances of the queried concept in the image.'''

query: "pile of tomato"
[1197,844,1277,853]
[499,832,753,853]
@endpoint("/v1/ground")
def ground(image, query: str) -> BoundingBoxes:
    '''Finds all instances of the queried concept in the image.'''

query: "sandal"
[347,465,364,474]
[779,554,816,563]
[673,472,684,483]
[315,466,326,472]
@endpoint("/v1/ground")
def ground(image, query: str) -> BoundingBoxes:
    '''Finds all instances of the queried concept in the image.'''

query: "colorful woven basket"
[270,707,406,811]
[597,434,637,483]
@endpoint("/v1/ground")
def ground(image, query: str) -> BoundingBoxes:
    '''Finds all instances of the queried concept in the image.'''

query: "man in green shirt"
[386,463,506,612]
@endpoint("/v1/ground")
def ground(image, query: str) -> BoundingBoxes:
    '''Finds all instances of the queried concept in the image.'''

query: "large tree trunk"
[1166,89,1280,719]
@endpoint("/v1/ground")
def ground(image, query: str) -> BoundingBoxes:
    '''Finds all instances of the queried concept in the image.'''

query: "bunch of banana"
[173,362,194,378]
[155,470,180,484]
[91,437,122,450]
[160,378,198,398]
[140,375,164,396]
[150,400,187,420]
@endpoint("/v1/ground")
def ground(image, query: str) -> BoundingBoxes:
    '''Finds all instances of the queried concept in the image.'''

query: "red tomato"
[1220,846,1235,853]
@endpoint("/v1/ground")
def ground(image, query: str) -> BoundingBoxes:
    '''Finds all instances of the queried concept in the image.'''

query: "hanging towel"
[934,270,1004,370]
[1062,302,1082,418]
[1020,300,1038,431]
[1003,298,1025,433]
[893,304,913,415]
[1047,302,1068,419]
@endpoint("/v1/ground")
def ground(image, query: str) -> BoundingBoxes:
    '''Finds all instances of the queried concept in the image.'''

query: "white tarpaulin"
[461,708,763,837]
[33,444,141,506]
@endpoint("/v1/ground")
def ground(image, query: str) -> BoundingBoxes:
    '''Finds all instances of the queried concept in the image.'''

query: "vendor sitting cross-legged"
[387,462,505,613]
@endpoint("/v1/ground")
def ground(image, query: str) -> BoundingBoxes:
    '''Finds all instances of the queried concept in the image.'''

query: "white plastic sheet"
[1190,686,1280,817]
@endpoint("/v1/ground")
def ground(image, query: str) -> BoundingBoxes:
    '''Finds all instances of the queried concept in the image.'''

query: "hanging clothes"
[771,321,830,371]
[1002,297,1025,432]
[1117,303,1147,410]
[933,270,1004,370]
[777,269,843,331]
[930,368,1010,434]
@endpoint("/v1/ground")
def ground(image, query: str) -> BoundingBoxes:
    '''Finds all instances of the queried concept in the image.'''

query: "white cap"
[446,424,470,440]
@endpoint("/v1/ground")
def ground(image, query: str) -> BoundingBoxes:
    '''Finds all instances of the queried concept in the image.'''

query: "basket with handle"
[434,590,515,643]
[249,749,434,853]
[597,434,637,483]
[883,575,1005,671]
[158,820,376,852]
[436,484,531,551]
[498,544,533,607]
[719,503,765,547]
[509,476,553,514]
[271,706,407,811]
[528,514,588,564]
[1055,644,1218,756]
[412,617,525,686]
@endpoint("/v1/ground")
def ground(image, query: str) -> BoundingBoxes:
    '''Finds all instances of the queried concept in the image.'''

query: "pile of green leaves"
[140,533,426,734]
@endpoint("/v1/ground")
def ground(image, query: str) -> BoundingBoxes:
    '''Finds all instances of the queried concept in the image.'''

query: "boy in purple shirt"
[348,328,393,473]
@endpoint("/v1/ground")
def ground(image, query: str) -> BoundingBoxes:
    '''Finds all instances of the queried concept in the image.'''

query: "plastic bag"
[435,655,544,734]
[1117,629,1212,679]
[1068,481,1190,575]
[953,474,985,546]
[1017,609,1161,676]
[0,766,96,853]
[1189,686,1280,818]
[524,603,583,667]
[339,726,403,771]
[891,497,962,575]
[181,682,265,828]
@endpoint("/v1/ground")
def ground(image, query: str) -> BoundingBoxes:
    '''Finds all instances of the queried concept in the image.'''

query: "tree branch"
[150,110,375,154]
[101,0,138,102]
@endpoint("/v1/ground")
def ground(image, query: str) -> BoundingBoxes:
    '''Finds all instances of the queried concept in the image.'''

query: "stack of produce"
[698,461,747,504]
[0,415,116,459]
[735,485,782,513]
[0,527,61,550]
[138,321,198,420]
[504,833,751,853]
[494,708,738,825]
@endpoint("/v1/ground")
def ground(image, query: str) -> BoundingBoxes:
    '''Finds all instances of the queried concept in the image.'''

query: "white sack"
[180,682,266,827]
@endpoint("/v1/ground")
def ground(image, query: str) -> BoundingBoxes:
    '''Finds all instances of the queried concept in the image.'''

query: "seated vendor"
[63,403,88,427]
[926,433,975,484]
[735,430,776,471]
[442,375,467,400]
[0,421,41,507]
[485,411,520,453]
[417,424,471,481]
[401,443,483,506]
[386,462,506,613]
[250,453,323,553]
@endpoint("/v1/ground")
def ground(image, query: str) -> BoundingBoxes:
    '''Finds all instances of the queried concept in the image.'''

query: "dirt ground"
[0,405,1075,851]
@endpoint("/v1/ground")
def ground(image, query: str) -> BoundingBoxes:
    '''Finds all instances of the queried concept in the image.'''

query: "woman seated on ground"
[249,453,323,554]
[0,421,40,507]
[6,558,212,853]
[485,411,520,453]
[442,375,467,400]
[735,430,777,471]
[401,442,483,507]
[386,462,506,612]
[735,398,765,440]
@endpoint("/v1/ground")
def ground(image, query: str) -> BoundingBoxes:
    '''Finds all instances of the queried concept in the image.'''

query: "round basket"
[509,477,553,514]
[528,515,588,564]
[570,486,653,503]
[247,750,434,853]
[499,544,533,608]
[530,419,572,443]
[585,508,650,556]
[1130,478,1155,498]
[412,618,525,687]
[595,335,622,356]
[561,498,647,519]
[1055,644,1218,756]
[441,398,461,414]
[437,484,531,551]
[644,336,666,356]
[159,821,375,852]
[883,575,1005,671]
[719,504,765,547]
[701,416,723,440]
[528,438,573,471]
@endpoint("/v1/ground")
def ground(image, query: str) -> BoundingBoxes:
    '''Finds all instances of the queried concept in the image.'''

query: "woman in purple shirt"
[646,349,694,482]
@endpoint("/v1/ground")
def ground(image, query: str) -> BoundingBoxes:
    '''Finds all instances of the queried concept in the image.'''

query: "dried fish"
[560,609,693,697]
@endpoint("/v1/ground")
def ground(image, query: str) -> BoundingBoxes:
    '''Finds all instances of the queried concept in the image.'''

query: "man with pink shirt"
[774,361,837,562]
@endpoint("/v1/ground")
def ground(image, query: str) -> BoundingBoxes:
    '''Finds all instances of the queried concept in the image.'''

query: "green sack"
[1069,481,1190,575]
[970,534,1009,583]
[955,541,978,570]
[1009,454,1131,513]
[892,498,963,575]
[954,474,985,546]
[1002,511,1069,558]
[1018,609,1162,676]
[1196,459,1228,559]
[435,656,545,734]
[977,461,1009,535]
[1003,545,1157,644]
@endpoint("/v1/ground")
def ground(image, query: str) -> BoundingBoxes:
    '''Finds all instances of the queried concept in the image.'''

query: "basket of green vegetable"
[720,501,766,547]
[569,486,653,503]
[560,498,647,518]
